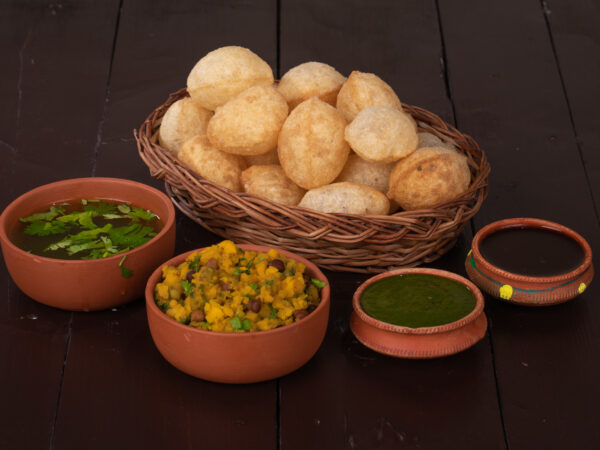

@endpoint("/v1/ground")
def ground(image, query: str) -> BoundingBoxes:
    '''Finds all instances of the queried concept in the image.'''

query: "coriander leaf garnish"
[230,316,242,330]
[18,200,159,261]
[117,204,131,214]
[311,279,326,289]
[119,255,133,278]
[181,280,194,297]
[24,220,69,236]
[19,206,64,223]
[128,207,157,222]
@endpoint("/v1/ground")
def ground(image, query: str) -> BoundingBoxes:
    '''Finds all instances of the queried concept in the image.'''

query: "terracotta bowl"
[465,217,594,306]
[145,245,331,383]
[350,268,487,359]
[0,177,176,311]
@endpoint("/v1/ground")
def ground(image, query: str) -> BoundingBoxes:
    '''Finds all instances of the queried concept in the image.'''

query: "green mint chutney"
[359,274,476,328]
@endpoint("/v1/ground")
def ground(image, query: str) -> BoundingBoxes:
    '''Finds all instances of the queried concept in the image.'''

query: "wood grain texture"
[279,1,505,449]
[0,1,119,449]
[52,1,279,449]
[542,0,600,222]
[438,0,600,448]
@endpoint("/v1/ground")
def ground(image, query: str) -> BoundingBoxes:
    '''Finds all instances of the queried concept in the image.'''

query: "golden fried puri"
[335,153,393,193]
[277,62,346,110]
[387,146,471,211]
[158,97,213,155]
[187,46,274,110]
[178,135,245,191]
[244,148,279,166]
[336,71,402,122]
[299,182,390,215]
[207,85,289,156]
[278,97,350,189]
[417,131,455,150]
[241,165,305,206]
[344,106,418,163]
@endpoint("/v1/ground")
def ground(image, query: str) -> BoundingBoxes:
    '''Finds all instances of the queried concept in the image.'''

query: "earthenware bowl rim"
[0,177,176,265]
[471,217,593,284]
[145,244,330,338]
[352,268,484,335]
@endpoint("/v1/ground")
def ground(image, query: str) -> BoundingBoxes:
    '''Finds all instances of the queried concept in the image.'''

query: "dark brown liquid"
[479,226,584,277]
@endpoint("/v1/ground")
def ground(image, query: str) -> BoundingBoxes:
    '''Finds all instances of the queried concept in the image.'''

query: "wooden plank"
[278,1,505,449]
[52,1,279,449]
[0,1,120,449]
[438,0,600,448]
[542,0,600,221]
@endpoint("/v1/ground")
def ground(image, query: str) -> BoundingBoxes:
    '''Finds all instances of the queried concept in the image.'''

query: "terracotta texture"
[350,268,487,358]
[145,245,330,383]
[0,178,176,311]
[466,218,594,306]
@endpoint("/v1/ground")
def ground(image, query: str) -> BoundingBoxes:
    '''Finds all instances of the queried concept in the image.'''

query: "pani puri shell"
[277,62,346,110]
[336,71,402,122]
[278,97,350,190]
[335,153,393,193]
[158,97,213,155]
[207,85,289,156]
[241,165,305,206]
[344,106,418,163]
[299,182,390,215]
[178,135,245,191]
[418,131,455,150]
[244,148,279,166]
[387,146,471,211]
[187,46,274,110]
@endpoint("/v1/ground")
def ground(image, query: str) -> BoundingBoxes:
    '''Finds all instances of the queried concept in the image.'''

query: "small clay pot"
[350,268,487,359]
[466,218,594,306]
[0,178,176,311]
[145,245,330,383]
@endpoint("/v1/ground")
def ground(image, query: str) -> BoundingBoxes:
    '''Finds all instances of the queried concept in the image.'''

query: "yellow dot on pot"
[499,284,513,300]
[578,283,587,294]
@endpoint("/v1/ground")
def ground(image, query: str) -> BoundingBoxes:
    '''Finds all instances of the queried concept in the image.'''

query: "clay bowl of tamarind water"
[466,217,593,306]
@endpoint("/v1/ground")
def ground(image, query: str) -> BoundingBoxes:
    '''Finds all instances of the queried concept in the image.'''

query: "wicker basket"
[135,88,490,273]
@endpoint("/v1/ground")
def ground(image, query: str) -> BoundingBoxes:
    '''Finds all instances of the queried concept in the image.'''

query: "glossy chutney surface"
[479,226,584,277]
[359,274,477,328]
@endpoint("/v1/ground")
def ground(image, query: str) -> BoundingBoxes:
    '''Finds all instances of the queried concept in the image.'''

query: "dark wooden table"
[1,1,599,449]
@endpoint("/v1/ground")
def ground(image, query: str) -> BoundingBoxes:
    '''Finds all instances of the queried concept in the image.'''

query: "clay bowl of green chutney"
[0,177,176,311]
[466,217,593,306]
[350,268,487,359]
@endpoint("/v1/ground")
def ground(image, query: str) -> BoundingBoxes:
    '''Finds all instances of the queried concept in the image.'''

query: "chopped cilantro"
[269,305,277,319]
[181,280,194,297]
[18,200,159,261]
[311,279,327,289]
[19,206,64,223]
[24,220,68,236]
[128,207,157,221]
[250,283,259,293]
[242,319,252,331]
[117,204,131,214]
[188,255,201,272]
[119,255,133,278]
[265,280,274,286]
[246,260,253,268]
[199,284,207,302]
[230,316,242,330]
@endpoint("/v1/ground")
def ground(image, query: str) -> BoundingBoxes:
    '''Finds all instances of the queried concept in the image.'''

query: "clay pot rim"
[352,268,485,335]
[145,244,331,338]
[471,217,593,284]
[0,177,176,265]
